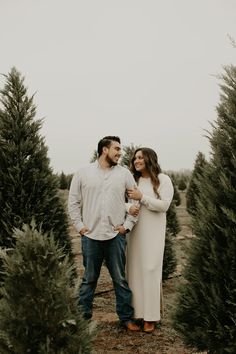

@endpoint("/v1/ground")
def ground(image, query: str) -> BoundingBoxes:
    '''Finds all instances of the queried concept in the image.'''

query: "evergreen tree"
[172,65,236,353]
[120,143,140,168]
[172,182,181,206]
[59,171,68,190]
[166,176,181,237]
[0,223,95,353]
[90,150,97,163]
[178,178,187,191]
[66,174,73,190]
[162,230,177,281]
[186,152,208,215]
[166,201,181,236]
[169,170,191,187]
[0,68,71,255]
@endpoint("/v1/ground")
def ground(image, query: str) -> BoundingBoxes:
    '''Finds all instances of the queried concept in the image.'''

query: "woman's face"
[133,150,146,173]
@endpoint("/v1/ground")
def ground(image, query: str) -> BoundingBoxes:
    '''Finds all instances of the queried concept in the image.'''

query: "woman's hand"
[114,225,127,235]
[127,187,143,201]
[129,204,140,216]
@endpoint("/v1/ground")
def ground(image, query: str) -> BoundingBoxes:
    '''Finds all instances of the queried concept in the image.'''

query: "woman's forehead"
[135,150,143,157]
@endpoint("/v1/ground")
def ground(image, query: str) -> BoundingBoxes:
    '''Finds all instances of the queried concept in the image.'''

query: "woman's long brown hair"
[130,147,162,197]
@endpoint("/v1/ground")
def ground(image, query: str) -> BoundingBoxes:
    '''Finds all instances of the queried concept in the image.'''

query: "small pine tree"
[178,178,187,191]
[186,152,208,215]
[163,176,180,279]
[162,230,177,280]
[172,182,181,206]
[166,201,181,236]
[0,223,95,353]
[172,65,236,354]
[66,174,73,190]
[120,143,140,168]
[169,170,191,187]
[0,68,71,255]
[59,171,68,190]
[90,150,97,163]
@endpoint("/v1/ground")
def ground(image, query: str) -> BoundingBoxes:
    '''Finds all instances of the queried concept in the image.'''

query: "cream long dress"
[126,173,174,321]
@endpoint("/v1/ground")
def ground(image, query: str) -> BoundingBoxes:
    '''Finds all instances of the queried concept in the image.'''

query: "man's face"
[105,141,121,166]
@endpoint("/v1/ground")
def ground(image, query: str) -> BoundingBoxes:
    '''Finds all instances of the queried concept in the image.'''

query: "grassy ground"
[64,190,205,353]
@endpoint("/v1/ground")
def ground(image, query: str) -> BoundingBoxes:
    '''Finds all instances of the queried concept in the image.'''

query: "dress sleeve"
[140,175,174,212]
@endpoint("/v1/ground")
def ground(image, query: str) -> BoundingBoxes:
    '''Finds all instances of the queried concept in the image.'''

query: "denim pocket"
[117,232,126,242]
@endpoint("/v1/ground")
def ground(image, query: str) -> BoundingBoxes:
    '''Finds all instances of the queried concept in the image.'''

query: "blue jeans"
[79,233,134,322]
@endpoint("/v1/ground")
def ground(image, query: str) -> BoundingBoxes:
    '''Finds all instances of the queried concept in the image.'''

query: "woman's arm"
[127,175,174,212]
[141,176,174,212]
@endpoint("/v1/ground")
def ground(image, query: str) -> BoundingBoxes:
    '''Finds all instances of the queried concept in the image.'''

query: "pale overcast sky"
[1,0,236,173]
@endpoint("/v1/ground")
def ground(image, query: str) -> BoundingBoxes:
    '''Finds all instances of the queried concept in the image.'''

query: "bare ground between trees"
[64,191,206,354]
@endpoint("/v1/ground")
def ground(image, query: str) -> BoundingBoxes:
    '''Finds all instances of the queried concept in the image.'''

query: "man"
[68,136,140,331]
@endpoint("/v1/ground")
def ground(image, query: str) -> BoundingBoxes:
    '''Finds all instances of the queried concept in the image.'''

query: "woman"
[126,147,174,333]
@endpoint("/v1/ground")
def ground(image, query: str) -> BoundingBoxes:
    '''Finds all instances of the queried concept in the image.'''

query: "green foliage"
[90,150,97,163]
[165,174,181,236]
[178,178,187,191]
[0,68,71,255]
[172,65,236,353]
[58,172,73,190]
[165,174,181,238]
[0,223,95,354]
[186,152,208,216]
[166,201,181,236]
[168,170,191,187]
[172,182,181,206]
[162,231,177,281]
[59,172,68,190]
[120,143,140,168]
[66,174,73,189]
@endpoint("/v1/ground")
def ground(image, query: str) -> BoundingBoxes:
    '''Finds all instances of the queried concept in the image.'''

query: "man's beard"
[106,155,118,167]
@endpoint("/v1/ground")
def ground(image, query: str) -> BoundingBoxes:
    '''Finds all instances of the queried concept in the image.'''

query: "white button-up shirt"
[68,161,137,241]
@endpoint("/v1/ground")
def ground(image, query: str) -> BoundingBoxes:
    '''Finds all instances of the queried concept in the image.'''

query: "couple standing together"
[68,136,174,333]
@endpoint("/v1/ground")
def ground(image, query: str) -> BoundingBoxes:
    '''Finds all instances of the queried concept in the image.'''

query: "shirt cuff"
[123,221,134,232]
[76,221,85,234]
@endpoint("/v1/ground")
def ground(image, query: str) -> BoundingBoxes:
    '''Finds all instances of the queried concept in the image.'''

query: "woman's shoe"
[121,320,141,332]
[143,321,155,333]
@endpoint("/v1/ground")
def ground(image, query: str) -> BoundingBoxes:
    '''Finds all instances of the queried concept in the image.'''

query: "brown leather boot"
[143,321,155,333]
[122,320,141,332]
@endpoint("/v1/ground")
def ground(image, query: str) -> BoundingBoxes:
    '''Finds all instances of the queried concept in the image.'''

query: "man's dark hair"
[97,136,121,157]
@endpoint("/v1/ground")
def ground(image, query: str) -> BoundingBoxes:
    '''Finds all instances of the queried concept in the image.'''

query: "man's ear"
[102,146,108,155]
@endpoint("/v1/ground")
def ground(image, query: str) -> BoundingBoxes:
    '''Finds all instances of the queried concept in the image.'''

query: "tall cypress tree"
[186,151,208,216]
[0,68,71,255]
[172,65,236,353]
